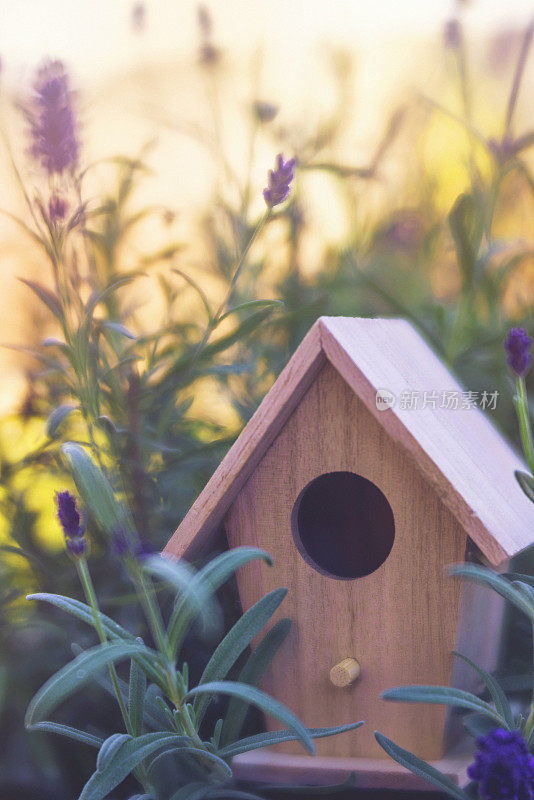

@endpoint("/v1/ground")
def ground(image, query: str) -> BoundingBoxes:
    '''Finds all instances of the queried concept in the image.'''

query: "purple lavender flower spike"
[263,154,296,208]
[111,526,131,558]
[56,490,86,556]
[505,327,532,377]
[467,728,534,800]
[28,60,79,175]
[48,194,68,222]
[56,490,82,538]
[444,18,462,50]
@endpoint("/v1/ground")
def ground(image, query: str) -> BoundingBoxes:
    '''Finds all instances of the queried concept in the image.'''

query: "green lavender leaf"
[452,652,514,729]
[220,617,291,745]
[449,563,534,619]
[80,733,187,800]
[381,685,507,726]
[375,732,472,799]
[218,721,363,758]
[168,547,272,657]
[61,443,127,536]
[186,681,315,755]
[46,404,79,438]
[26,641,158,729]
[28,721,103,748]
[194,588,287,724]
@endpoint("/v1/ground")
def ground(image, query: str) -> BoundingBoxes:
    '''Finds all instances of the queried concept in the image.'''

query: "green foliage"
[26,530,361,797]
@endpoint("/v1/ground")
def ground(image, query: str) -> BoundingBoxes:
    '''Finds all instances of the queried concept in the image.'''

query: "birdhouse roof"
[164,316,533,566]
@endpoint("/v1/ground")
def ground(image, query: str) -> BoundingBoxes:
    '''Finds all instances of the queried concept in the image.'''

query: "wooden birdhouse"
[164,317,534,789]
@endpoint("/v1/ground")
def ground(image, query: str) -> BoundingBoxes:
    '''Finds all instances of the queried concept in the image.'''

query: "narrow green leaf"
[26,642,156,728]
[29,721,103,748]
[218,721,363,758]
[168,547,272,658]
[515,470,534,503]
[448,193,479,284]
[27,593,136,641]
[172,269,212,322]
[452,652,514,729]
[101,321,136,340]
[375,732,471,799]
[129,650,147,736]
[381,685,506,726]
[219,299,283,322]
[195,588,287,723]
[142,556,214,635]
[61,443,126,536]
[197,548,273,594]
[19,278,63,319]
[449,563,534,619]
[221,617,291,745]
[46,404,79,438]
[186,681,315,755]
[97,733,131,770]
[80,733,185,800]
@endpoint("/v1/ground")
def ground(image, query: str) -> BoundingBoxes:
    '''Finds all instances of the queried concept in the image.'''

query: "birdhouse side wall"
[225,361,468,761]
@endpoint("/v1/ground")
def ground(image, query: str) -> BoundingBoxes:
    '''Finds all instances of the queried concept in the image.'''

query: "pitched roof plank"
[164,316,533,565]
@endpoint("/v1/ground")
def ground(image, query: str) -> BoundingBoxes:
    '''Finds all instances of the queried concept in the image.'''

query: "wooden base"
[233,750,471,792]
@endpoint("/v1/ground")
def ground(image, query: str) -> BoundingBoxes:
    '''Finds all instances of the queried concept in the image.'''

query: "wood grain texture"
[232,749,471,791]
[225,362,467,761]
[165,316,533,566]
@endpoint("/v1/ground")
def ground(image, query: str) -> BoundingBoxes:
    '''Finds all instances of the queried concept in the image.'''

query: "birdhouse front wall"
[225,361,467,761]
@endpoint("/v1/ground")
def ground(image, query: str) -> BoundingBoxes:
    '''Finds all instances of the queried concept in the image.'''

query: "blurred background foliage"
[0,2,533,797]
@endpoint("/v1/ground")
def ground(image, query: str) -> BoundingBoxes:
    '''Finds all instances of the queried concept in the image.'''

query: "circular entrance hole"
[291,471,395,580]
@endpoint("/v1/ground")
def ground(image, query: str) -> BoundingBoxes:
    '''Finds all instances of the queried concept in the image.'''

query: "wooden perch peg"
[329,657,361,687]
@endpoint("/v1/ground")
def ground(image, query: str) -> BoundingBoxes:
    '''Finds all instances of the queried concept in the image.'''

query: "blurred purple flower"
[467,728,534,800]
[111,526,155,561]
[505,327,532,377]
[111,527,130,558]
[254,101,278,124]
[131,1,146,33]
[135,540,157,560]
[48,194,68,222]
[197,4,213,37]
[197,4,219,66]
[263,154,296,208]
[56,490,86,556]
[444,18,462,50]
[28,60,79,175]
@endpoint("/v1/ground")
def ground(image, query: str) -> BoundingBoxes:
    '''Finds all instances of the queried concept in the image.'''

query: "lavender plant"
[26,464,361,800]
[4,58,363,797]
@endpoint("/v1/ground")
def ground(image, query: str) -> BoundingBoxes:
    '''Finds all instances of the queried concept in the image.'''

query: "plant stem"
[515,376,534,475]
[76,558,133,734]
[131,565,207,752]
[214,208,271,322]
[76,558,150,787]
[176,207,271,384]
